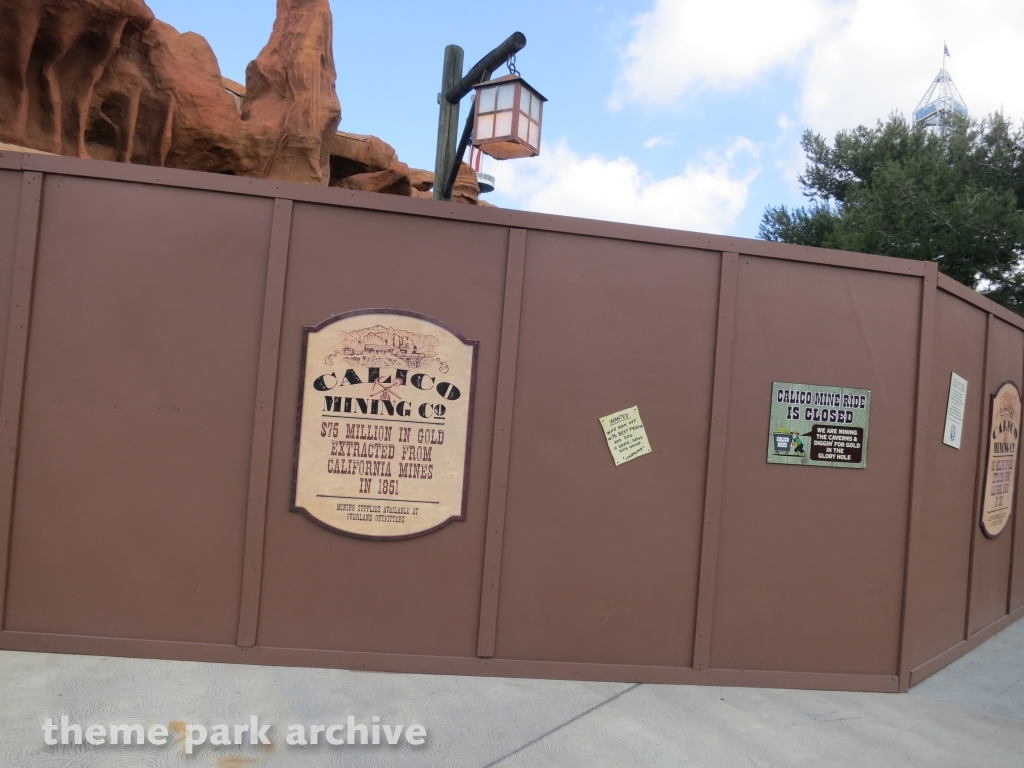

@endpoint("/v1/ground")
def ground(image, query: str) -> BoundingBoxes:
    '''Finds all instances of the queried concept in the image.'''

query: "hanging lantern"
[471,74,546,160]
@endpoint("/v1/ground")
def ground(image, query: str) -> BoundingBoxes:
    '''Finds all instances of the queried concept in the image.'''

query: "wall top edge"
[0,153,24,170]
[0,152,924,271]
[936,272,1024,332]
[4,150,1017,325]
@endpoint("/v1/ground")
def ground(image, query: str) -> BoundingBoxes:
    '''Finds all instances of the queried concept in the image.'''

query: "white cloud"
[799,0,1024,136]
[610,0,844,110]
[643,133,676,148]
[487,137,760,234]
[614,0,1024,133]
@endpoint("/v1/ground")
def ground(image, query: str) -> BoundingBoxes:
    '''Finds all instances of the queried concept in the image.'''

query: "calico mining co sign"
[291,310,478,540]
[980,381,1021,538]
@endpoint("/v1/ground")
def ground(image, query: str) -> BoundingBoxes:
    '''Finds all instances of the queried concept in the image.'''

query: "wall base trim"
[909,605,1024,687]
[0,630,897,693]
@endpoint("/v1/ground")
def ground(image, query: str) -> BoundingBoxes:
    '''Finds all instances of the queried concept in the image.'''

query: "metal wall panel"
[1012,477,1024,612]
[967,317,1023,635]
[493,233,720,667]
[4,175,274,644]
[710,257,921,675]
[905,291,987,668]
[254,203,509,658]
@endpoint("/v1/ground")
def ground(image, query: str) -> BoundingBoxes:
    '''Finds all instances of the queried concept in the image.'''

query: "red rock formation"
[325,132,482,203]
[0,0,155,157]
[0,0,338,183]
[329,134,413,197]
[336,163,412,196]
[0,0,481,203]
[326,134,482,204]
[452,162,482,205]
[331,156,481,204]
[240,0,340,184]
[329,131,396,180]
[89,18,247,173]
[407,168,434,193]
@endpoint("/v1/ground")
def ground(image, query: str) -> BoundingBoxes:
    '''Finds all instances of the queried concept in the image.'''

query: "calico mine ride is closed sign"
[291,310,478,539]
[768,382,871,469]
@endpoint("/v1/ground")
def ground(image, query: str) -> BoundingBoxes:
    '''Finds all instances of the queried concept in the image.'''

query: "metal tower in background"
[913,48,967,133]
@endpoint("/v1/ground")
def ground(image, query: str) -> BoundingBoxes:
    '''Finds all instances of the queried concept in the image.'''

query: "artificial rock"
[240,0,340,184]
[0,0,338,183]
[0,0,480,203]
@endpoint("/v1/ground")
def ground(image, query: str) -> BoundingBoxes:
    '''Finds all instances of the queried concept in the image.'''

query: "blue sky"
[147,0,1024,238]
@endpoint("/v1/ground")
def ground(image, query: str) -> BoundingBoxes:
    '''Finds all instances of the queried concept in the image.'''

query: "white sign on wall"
[599,406,652,466]
[943,372,968,449]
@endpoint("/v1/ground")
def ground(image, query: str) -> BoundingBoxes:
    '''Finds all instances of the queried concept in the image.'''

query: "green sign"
[767,382,871,469]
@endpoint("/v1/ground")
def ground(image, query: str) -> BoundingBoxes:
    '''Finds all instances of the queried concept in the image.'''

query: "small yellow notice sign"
[599,406,652,466]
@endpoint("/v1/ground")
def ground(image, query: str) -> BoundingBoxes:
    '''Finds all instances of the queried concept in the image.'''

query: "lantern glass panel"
[495,111,513,137]
[478,87,496,114]
[530,96,541,121]
[496,84,515,111]
[529,120,540,148]
[517,116,529,141]
[519,88,531,115]
[476,113,494,140]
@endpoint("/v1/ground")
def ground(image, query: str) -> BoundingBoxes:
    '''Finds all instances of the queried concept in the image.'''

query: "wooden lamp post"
[433,32,545,201]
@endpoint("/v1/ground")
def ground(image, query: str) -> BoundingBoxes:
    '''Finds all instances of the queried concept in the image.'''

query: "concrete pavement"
[0,620,1021,767]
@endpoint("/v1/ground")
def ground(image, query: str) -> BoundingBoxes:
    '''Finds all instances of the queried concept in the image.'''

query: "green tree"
[760,113,1024,312]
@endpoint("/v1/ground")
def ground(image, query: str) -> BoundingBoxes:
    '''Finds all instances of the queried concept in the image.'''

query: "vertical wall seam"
[963,312,992,639]
[236,199,294,647]
[476,228,528,658]
[1010,480,1021,613]
[0,171,43,631]
[691,251,740,671]
[1007,370,1024,618]
[1005,325,1024,613]
[896,265,937,691]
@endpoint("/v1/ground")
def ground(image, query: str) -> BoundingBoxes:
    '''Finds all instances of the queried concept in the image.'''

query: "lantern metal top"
[472,73,547,103]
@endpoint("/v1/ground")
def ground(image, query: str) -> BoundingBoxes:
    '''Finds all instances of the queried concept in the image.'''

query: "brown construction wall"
[0,150,1022,694]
